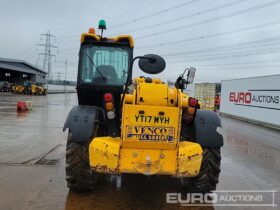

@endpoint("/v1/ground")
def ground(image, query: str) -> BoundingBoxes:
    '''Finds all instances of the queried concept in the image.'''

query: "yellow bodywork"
[13,85,25,94]
[89,137,202,177]
[89,78,203,177]
[31,84,47,95]
[12,83,46,95]
[80,33,134,48]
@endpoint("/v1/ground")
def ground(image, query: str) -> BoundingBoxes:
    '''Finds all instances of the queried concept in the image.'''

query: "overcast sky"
[0,0,280,82]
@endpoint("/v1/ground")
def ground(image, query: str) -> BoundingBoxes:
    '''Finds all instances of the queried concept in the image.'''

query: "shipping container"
[220,75,280,128]
[195,83,217,110]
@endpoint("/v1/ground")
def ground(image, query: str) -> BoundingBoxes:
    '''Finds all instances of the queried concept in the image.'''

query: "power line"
[54,71,63,80]
[56,21,280,55]
[161,36,280,57]
[55,0,162,33]
[59,47,80,51]
[111,0,249,35]
[55,60,78,66]
[168,59,280,67]
[54,0,198,39]
[107,0,161,20]
[110,0,200,29]
[22,47,38,62]
[135,0,280,40]
[55,1,280,46]
[165,45,280,58]
[138,21,280,49]
[161,42,280,64]
[168,65,280,70]
[198,64,280,69]
[166,48,280,62]
[56,34,80,40]
[55,0,199,40]
[17,44,37,58]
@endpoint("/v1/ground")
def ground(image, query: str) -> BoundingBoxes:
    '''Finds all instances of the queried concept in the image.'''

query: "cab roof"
[80,33,134,48]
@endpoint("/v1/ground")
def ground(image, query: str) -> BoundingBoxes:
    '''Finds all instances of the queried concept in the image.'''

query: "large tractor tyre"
[182,147,221,193]
[66,132,97,191]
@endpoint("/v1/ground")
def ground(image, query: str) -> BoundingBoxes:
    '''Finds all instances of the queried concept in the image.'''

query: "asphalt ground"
[0,92,279,210]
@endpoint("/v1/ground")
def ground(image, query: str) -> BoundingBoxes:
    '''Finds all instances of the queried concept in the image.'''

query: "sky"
[0,0,280,82]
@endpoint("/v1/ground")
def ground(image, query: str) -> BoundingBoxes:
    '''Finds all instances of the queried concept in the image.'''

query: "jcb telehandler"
[63,20,223,192]
[31,83,47,95]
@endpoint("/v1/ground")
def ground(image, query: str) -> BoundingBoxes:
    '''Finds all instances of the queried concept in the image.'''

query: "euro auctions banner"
[220,75,280,126]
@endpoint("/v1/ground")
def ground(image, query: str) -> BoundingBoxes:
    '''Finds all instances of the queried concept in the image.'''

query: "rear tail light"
[104,93,115,120]
[105,102,114,111]
[189,98,198,107]
[187,107,195,115]
[104,93,113,102]
[183,97,198,124]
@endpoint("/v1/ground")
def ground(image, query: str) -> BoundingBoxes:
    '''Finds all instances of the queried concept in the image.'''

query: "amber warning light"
[88,28,95,34]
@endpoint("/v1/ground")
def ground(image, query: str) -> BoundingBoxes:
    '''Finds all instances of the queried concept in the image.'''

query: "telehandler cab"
[63,20,223,192]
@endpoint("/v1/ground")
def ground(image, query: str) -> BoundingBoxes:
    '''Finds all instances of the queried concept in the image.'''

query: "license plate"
[131,114,172,125]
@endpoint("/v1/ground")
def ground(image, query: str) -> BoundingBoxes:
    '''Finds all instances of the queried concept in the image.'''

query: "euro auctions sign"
[220,75,280,126]
[229,91,280,110]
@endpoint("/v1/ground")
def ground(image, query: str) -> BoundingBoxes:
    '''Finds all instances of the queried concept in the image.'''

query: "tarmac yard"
[0,93,279,210]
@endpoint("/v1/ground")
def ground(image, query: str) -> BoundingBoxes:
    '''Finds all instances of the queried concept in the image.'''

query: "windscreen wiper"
[86,53,106,80]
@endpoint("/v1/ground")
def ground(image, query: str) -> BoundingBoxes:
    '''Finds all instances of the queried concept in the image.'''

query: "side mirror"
[187,67,196,84]
[138,54,166,74]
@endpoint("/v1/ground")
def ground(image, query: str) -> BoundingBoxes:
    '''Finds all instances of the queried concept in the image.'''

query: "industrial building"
[0,57,47,84]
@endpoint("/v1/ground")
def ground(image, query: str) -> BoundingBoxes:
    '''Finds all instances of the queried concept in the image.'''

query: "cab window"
[81,45,129,85]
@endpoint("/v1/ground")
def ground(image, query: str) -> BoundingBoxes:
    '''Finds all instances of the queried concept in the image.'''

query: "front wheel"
[65,132,97,191]
[181,147,221,193]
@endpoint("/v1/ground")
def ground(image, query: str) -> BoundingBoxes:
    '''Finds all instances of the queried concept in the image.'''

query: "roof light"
[98,19,106,29]
[88,28,95,34]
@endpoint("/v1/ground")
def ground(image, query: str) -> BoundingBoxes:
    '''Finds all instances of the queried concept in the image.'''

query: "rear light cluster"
[104,93,115,120]
[183,97,198,124]
[189,98,198,107]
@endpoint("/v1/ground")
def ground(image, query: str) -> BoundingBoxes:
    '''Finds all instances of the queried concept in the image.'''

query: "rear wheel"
[181,147,221,193]
[66,133,97,191]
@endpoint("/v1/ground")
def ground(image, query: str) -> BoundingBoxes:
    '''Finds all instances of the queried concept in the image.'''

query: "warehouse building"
[0,57,47,84]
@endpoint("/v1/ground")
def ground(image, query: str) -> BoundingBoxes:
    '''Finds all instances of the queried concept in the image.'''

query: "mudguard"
[193,110,223,147]
[63,105,105,143]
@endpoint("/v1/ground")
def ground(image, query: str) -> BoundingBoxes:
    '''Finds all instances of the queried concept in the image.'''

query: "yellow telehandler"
[63,20,223,192]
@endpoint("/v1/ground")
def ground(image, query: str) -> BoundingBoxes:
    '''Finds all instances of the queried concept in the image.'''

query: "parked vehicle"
[0,81,12,92]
